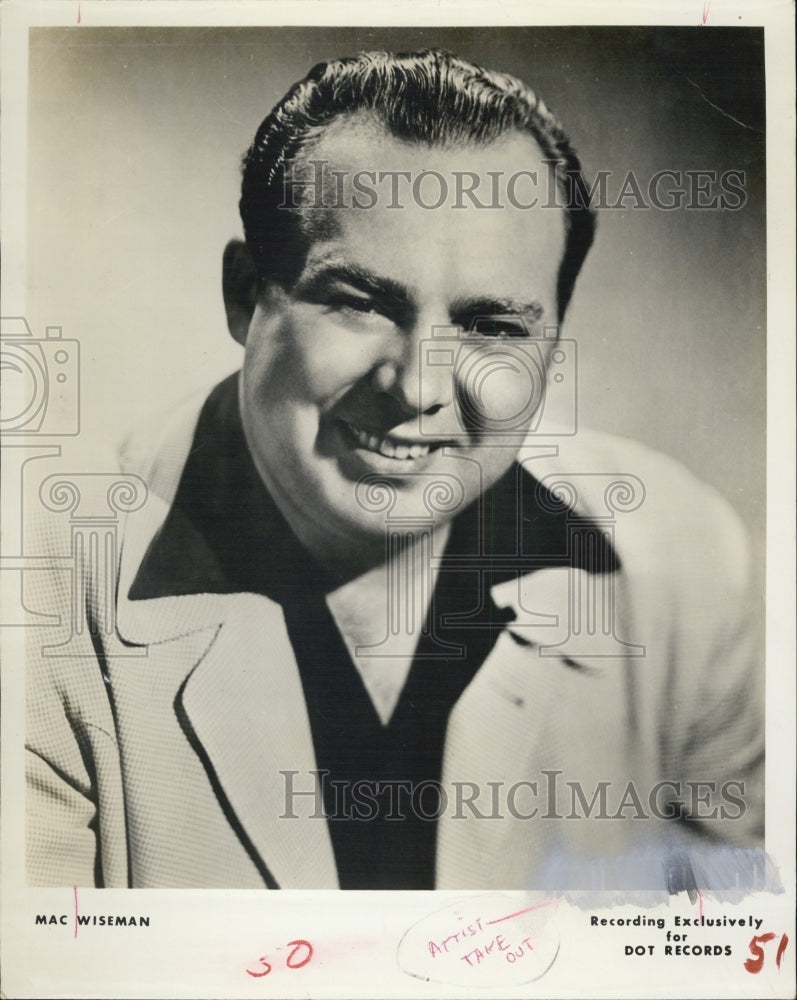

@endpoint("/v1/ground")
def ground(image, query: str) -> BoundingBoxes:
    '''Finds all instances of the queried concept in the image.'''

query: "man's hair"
[240,48,595,321]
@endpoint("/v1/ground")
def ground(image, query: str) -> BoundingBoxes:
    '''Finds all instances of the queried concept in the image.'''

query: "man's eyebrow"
[296,260,411,304]
[450,296,545,324]
[296,258,545,323]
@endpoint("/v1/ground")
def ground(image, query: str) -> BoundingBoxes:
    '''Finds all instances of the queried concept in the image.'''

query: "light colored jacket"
[26,388,763,889]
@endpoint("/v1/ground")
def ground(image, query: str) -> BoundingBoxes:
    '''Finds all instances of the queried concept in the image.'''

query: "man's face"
[238,119,567,561]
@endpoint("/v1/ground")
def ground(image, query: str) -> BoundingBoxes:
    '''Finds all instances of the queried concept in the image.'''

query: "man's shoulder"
[118,377,236,501]
[520,426,751,589]
[527,422,716,493]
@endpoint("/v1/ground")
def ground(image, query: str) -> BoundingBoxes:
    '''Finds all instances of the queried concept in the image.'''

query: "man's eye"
[468,316,529,338]
[347,299,379,314]
[328,295,382,317]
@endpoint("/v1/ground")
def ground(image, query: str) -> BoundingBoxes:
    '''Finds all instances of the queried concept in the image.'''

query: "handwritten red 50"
[246,939,314,978]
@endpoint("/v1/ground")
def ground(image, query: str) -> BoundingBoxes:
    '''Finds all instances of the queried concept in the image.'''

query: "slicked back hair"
[240,49,595,322]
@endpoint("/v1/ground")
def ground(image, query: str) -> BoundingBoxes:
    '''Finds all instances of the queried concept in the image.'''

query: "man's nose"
[371,317,456,416]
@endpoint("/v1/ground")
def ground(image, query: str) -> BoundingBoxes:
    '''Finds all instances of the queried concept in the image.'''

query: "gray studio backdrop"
[25,26,766,563]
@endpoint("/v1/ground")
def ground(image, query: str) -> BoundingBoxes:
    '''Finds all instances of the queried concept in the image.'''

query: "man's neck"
[324,524,451,724]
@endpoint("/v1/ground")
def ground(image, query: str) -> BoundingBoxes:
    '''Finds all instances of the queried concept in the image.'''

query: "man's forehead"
[301,110,555,185]
[290,113,567,258]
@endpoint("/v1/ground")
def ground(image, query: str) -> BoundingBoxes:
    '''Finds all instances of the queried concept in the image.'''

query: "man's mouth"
[338,420,446,460]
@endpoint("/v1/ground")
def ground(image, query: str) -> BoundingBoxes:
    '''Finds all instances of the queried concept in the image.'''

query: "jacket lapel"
[114,463,338,887]
[437,627,560,888]
[436,563,642,888]
[435,570,574,888]
[178,594,339,888]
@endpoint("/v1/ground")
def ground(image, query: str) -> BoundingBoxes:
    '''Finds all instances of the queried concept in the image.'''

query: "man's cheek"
[293,312,394,373]
[298,348,380,400]
[245,339,325,404]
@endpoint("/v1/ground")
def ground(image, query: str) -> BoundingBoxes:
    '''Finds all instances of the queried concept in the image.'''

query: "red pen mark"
[286,939,313,969]
[699,0,711,24]
[744,932,790,974]
[246,955,272,978]
[246,956,272,978]
[486,899,557,925]
[73,886,79,939]
[77,3,81,24]
[245,939,313,978]
[744,932,789,973]
[744,933,776,973]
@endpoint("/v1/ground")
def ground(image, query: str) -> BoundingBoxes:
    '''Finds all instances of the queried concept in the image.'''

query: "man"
[26,49,763,890]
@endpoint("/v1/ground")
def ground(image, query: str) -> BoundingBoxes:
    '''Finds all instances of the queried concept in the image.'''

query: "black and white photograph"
[1,3,794,998]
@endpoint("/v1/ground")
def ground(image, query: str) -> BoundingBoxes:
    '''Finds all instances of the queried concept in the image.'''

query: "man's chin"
[323,477,470,542]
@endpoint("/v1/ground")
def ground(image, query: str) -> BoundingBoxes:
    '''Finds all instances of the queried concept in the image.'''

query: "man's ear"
[222,239,259,347]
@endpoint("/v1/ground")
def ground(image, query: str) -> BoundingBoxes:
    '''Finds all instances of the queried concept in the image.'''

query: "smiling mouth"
[338,420,449,460]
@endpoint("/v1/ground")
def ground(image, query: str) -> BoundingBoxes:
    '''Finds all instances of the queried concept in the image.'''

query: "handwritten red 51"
[246,939,313,978]
[744,932,788,974]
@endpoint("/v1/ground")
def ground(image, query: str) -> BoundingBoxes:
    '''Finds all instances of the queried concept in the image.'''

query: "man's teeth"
[346,423,431,459]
